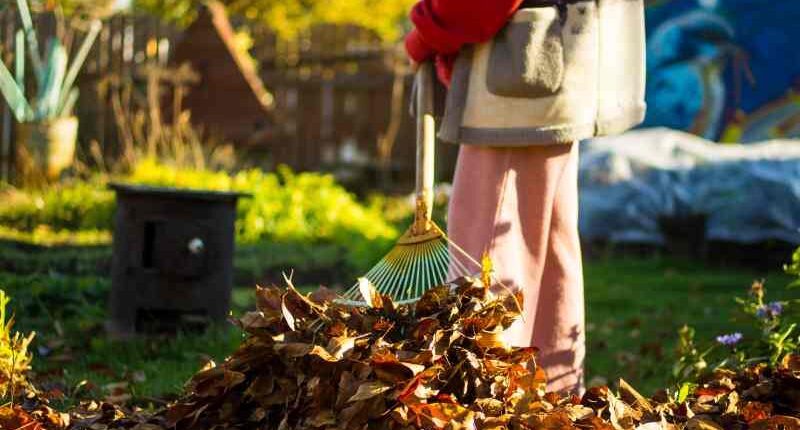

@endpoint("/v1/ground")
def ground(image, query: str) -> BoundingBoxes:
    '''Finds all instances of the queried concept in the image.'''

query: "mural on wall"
[643,0,800,143]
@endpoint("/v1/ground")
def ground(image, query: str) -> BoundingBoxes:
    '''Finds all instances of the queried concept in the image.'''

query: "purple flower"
[768,302,784,315]
[756,302,784,319]
[716,332,743,347]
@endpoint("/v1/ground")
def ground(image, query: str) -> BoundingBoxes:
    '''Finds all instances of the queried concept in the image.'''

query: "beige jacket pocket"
[486,7,565,98]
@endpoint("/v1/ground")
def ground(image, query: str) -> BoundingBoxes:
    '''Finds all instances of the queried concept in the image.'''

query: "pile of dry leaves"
[2,277,799,429]
[167,277,552,429]
[160,277,800,430]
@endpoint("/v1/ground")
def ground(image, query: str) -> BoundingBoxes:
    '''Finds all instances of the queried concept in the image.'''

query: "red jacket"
[404,0,523,85]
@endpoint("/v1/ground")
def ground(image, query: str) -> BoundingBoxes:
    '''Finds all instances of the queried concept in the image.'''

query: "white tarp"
[579,128,800,244]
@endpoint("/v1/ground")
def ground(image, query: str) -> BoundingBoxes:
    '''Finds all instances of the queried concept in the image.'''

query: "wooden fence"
[0,11,179,182]
[0,11,457,187]
[254,24,425,179]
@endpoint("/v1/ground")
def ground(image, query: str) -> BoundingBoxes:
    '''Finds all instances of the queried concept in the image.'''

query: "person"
[405,0,647,394]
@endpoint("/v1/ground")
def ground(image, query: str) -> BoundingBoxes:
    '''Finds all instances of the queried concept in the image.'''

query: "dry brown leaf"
[749,415,800,430]
[358,277,384,309]
[780,354,800,372]
[741,401,773,423]
[327,335,356,360]
[619,378,654,414]
[685,416,724,430]
[348,381,393,402]
[281,297,296,331]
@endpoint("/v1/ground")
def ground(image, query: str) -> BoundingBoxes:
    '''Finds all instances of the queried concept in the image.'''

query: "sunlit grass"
[584,255,793,395]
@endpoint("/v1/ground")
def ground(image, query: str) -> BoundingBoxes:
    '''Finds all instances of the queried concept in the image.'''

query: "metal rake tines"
[338,235,478,306]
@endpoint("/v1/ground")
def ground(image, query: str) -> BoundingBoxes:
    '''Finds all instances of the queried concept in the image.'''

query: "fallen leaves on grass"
[0,404,46,430]
[4,277,800,429]
[161,278,800,429]
[168,277,545,429]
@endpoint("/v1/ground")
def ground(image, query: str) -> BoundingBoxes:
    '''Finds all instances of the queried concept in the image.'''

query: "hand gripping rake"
[339,63,481,306]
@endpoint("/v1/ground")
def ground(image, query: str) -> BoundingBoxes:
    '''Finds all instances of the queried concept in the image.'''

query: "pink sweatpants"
[448,143,585,394]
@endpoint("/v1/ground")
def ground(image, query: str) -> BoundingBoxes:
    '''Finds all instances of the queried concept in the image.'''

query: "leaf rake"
[339,64,481,306]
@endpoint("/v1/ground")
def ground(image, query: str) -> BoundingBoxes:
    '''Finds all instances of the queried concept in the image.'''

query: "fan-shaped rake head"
[337,63,483,307]
[338,222,479,306]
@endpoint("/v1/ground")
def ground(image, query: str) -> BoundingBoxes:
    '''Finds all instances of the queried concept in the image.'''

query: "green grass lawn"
[3,255,796,407]
[583,256,793,395]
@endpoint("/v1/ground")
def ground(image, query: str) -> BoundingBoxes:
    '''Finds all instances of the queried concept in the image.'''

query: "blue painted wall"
[643,0,800,142]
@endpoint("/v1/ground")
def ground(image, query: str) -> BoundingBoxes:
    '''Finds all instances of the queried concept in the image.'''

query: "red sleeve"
[404,0,523,61]
[405,28,436,63]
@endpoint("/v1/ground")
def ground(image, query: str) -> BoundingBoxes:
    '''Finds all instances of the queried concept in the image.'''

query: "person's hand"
[409,60,421,73]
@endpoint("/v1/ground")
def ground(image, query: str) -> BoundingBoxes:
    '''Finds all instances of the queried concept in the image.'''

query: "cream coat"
[438,0,647,146]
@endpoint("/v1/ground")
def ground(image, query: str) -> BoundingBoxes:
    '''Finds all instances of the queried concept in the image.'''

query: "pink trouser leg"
[447,142,585,394]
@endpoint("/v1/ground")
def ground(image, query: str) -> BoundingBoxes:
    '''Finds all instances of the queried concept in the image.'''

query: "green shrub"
[0,180,115,232]
[0,161,399,277]
[0,225,111,247]
[0,290,34,400]
[129,160,398,271]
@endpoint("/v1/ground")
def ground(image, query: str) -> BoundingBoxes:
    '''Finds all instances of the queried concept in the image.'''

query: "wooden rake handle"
[413,63,436,235]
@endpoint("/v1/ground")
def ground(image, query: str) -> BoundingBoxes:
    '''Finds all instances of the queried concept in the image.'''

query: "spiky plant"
[0,0,102,123]
[0,290,34,401]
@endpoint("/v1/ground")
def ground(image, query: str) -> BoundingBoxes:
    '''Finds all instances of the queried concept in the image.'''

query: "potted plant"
[0,0,102,184]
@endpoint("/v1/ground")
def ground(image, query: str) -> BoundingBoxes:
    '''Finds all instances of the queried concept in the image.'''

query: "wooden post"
[1,11,15,182]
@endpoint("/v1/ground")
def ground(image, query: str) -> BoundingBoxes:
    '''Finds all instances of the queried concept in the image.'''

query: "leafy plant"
[672,325,711,383]
[0,0,102,123]
[785,246,800,288]
[733,280,798,366]
[0,290,35,401]
[0,225,110,247]
[674,249,800,383]
[129,161,399,271]
[0,180,115,232]
[1,161,399,276]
